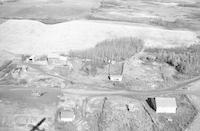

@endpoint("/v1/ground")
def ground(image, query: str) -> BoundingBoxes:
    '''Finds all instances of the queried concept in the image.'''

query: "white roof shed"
[155,97,177,113]
[59,109,75,122]
[48,53,67,61]
[108,75,123,81]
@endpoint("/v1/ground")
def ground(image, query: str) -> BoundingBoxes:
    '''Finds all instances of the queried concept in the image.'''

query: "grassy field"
[0,0,101,24]
[1,0,200,32]
[90,0,200,31]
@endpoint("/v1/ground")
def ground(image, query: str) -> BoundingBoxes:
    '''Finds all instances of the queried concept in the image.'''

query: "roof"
[60,110,75,119]
[48,53,66,60]
[48,53,60,58]
[110,75,122,79]
[109,75,123,81]
[155,97,177,107]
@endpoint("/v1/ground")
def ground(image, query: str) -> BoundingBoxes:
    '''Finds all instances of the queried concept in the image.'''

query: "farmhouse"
[147,97,177,113]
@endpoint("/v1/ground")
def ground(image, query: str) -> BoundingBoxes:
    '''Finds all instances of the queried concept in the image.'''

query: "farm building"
[26,55,36,63]
[48,53,66,60]
[47,53,67,65]
[58,109,75,122]
[108,62,124,81]
[25,55,48,65]
[146,97,177,113]
[108,75,123,81]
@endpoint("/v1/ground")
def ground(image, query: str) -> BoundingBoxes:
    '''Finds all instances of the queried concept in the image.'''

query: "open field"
[0,86,60,131]
[1,0,200,32]
[0,0,101,24]
[90,0,200,31]
[0,19,198,55]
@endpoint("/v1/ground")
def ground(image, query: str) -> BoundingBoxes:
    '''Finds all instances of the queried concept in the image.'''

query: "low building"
[47,53,67,65]
[147,97,177,113]
[48,53,66,60]
[25,55,36,63]
[25,55,48,65]
[58,109,75,122]
[108,75,123,81]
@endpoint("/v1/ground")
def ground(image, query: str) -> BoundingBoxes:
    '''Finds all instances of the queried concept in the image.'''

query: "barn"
[147,97,177,113]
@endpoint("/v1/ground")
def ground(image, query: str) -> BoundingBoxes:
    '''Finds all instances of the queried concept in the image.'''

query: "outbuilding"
[26,55,36,63]
[108,75,123,81]
[58,109,75,122]
[47,53,67,65]
[147,97,177,113]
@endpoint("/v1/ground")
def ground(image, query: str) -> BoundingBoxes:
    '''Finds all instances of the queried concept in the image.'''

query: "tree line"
[69,37,144,63]
[145,44,200,76]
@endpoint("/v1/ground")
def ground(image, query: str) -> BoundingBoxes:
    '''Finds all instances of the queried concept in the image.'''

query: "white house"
[153,97,177,113]
[108,75,123,81]
[59,109,75,122]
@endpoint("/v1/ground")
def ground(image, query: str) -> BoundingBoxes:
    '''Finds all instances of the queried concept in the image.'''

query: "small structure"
[47,53,67,65]
[108,62,124,82]
[34,55,48,65]
[24,55,48,65]
[147,97,177,113]
[107,59,116,64]
[48,53,66,60]
[25,55,36,63]
[58,108,75,122]
[108,75,123,81]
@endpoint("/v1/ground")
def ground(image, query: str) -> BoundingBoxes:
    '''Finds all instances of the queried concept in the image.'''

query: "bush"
[145,44,200,76]
[69,37,144,62]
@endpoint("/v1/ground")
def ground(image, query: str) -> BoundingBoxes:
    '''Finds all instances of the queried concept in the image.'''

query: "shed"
[26,55,36,63]
[147,97,177,113]
[48,53,66,60]
[47,53,67,65]
[59,109,75,122]
[108,75,123,81]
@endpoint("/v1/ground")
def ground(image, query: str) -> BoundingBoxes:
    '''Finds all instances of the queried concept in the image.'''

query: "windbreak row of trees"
[145,44,200,76]
[69,37,144,62]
